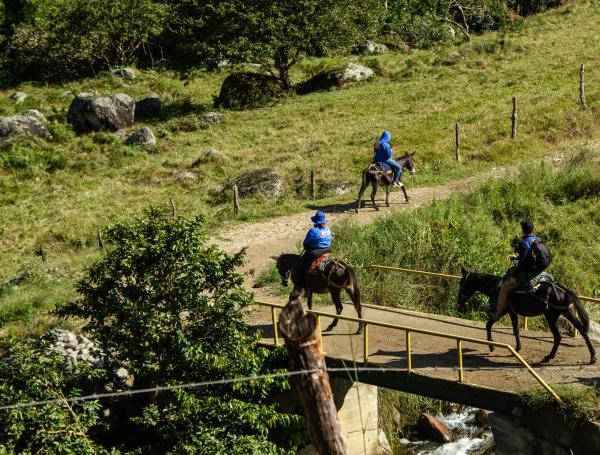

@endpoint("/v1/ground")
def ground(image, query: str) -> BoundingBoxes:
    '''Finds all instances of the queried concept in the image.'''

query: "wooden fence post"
[233,183,240,217]
[278,298,347,455]
[511,96,517,139]
[580,64,588,111]
[310,169,316,201]
[455,121,460,161]
[97,227,104,249]
[169,197,177,218]
[39,246,47,266]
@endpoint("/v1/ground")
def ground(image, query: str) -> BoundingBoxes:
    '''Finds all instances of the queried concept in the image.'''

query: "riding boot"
[490,277,518,321]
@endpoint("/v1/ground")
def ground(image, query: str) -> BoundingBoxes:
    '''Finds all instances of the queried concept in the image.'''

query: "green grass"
[333,150,600,327]
[2,1,600,333]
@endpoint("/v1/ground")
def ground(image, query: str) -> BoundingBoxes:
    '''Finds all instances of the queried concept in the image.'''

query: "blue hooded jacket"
[303,226,332,250]
[374,131,392,162]
[516,234,539,270]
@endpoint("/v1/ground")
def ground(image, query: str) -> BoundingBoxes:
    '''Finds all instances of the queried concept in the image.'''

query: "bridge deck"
[249,303,598,408]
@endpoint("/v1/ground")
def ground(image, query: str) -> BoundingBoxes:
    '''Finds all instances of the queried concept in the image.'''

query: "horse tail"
[348,267,361,307]
[569,289,589,332]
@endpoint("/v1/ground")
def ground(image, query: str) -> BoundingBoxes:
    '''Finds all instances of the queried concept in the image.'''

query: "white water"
[399,407,493,455]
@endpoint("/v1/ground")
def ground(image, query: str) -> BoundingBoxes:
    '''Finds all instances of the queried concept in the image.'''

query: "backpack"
[528,239,552,274]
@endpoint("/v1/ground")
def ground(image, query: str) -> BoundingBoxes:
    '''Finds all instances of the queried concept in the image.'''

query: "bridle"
[458,270,498,303]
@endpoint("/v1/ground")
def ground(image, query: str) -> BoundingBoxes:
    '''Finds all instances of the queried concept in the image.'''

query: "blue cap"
[311,210,328,225]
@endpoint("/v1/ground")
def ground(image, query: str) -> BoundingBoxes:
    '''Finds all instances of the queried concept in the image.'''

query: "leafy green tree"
[0,338,106,454]
[57,208,305,453]
[173,0,382,88]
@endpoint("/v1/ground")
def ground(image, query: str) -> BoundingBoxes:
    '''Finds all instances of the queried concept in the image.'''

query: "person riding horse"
[373,130,403,187]
[488,219,543,321]
[296,210,332,290]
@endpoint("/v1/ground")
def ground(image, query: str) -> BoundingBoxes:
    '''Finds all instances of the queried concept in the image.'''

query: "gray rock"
[0,115,52,140]
[115,129,130,139]
[111,67,136,81]
[358,40,389,55]
[215,73,283,109]
[373,43,389,54]
[417,413,453,443]
[67,92,135,134]
[22,109,46,123]
[319,180,353,196]
[200,112,223,124]
[174,171,198,181]
[336,63,374,86]
[124,126,156,147]
[135,93,161,119]
[448,53,465,60]
[192,148,222,167]
[234,168,283,199]
[11,92,27,104]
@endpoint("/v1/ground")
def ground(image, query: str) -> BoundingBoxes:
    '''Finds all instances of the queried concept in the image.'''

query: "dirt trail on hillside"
[211,166,512,294]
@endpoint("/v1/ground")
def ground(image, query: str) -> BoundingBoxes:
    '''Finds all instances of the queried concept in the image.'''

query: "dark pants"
[296,248,331,288]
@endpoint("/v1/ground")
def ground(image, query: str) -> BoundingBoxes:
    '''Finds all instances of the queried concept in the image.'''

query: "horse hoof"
[324,326,334,332]
[355,329,363,335]
[541,356,552,364]
[516,346,521,352]
[489,346,495,353]
[590,357,597,365]
[374,206,379,211]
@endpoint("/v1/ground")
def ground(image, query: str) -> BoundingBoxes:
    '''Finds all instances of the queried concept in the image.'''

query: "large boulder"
[417,413,453,443]
[22,109,47,123]
[357,40,389,55]
[296,63,374,94]
[0,115,52,140]
[215,73,284,109]
[124,126,156,147]
[234,168,283,199]
[199,111,223,124]
[192,148,222,167]
[319,180,353,197]
[111,67,136,81]
[67,92,135,134]
[135,93,162,119]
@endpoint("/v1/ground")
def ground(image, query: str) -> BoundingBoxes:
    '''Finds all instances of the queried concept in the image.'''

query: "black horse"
[356,152,416,212]
[457,267,596,364]
[271,253,363,334]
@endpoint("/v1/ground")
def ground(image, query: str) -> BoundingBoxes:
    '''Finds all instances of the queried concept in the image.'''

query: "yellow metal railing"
[371,264,599,333]
[257,301,563,405]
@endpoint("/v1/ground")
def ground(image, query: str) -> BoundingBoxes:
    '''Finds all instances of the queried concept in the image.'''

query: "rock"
[417,413,453,443]
[589,321,600,343]
[296,63,374,94]
[373,43,389,54]
[475,409,490,427]
[174,171,198,181]
[357,40,389,55]
[192,148,222,167]
[215,73,284,109]
[377,429,393,455]
[234,168,283,199]
[22,109,46,123]
[0,115,52,140]
[319,180,353,196]
[67,92,135,134]
[199,111,223,124]
[62,90,73,97]
[111,67,136,81]
[448,53,464,60]
[11,92,27,104]
[124,126,156,147]
[115,130,130,139]
[135,93,161,119]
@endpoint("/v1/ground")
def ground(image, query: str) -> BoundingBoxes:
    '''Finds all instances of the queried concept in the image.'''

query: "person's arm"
[303,229,314,250]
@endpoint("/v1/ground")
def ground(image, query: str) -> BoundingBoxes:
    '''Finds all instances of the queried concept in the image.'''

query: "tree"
[57,207,306,453]
[173,0,382,89]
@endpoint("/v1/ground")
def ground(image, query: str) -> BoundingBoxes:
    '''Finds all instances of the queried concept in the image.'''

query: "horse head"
[399,152,416,176]
[270,253,290,287]
[457,266,476,312]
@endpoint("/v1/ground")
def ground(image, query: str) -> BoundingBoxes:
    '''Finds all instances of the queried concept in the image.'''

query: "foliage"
[56,207,306,452]
[172,0,382,88]
[0,337,106,454]
[3,0,169,82]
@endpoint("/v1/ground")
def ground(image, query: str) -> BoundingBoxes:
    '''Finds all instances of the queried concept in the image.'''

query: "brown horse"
[356,152,416,212]
[457,267,596,364]
[271,253,363,334]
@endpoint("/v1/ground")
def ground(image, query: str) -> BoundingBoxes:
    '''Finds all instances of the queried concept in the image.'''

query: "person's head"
[380,130,391,143]
[520,219,534,235]
[311,210,328,226]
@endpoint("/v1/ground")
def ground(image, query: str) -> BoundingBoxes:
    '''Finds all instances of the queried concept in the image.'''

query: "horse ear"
[270,254,280,261]
[461,266,467,276]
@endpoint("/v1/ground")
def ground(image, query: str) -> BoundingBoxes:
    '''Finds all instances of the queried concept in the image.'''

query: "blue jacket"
[516,234,539,270]
[374,131,392,162]
[303,226,332,250]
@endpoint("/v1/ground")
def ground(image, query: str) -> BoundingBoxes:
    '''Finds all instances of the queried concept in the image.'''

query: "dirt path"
[211,166,511,295]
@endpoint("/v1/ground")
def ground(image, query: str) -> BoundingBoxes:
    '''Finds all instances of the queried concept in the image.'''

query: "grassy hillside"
[1,1,600,334]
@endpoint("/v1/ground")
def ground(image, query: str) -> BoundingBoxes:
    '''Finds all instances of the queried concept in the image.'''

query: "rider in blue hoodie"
[374,130,402,187]
[296,211,332,287]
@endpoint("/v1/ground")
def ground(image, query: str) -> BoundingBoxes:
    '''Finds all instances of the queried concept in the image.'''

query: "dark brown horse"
[271,253,363,334]
[356,152,416,212]
[457,267,596,364]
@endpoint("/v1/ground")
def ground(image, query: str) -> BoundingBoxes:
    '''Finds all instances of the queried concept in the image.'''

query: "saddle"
[309,253,334,275]
[368,162,392,174]
[513,272,554,294]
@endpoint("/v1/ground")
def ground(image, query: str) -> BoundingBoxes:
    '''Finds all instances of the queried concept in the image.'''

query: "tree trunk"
[278,298,347,454]
[275,51,293,89]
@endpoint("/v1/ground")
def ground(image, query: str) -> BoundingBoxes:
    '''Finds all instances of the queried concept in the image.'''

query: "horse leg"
[385,185,390,207]
[562,307,597,364]
[356,181,367,213]
[306,276,313,311]
[542,311,561,363]
[324,287,343,332]
[510,312,521,352]
[402,185,410,203]
[486,319,495,353]
[371,183,379,210]
[345,280,363,335]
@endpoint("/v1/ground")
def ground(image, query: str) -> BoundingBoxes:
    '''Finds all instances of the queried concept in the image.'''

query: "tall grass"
[334,150,600,323]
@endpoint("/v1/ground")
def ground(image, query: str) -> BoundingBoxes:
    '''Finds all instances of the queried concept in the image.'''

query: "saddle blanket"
[310,253,333,274]
[375,161,391,172]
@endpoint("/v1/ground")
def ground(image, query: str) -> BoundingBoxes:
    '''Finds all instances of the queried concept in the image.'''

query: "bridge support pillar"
[298,376,391,455]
